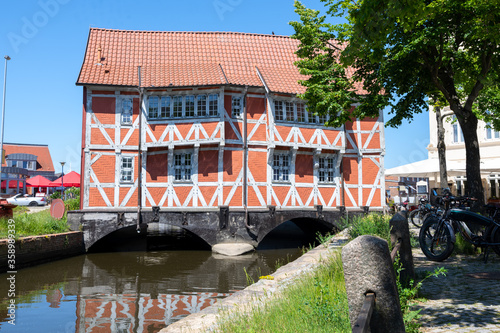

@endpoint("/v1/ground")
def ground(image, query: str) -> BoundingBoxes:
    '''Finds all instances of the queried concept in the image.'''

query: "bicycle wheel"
[488,225,500,257]
[410,209,425,228]
[419,217,454,261]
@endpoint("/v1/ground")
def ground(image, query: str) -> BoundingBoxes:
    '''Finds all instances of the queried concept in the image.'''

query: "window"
[490,174,500,198]
[318,114,327,124]
[174,152,192,181]
[285,101,294,122]
[185,95,195,117]
[308,111,317,124]
[121,156,134,182]
[274,101,284,121]
[121,98,133,125]
[172,96,183,118]
[232,96,243,118]
[148,96,159,119]
[318,156,336,183]
[197,95,207,116]
[160,96,171,118]
[452,116,464,143]
[273,153,290,182]
[148,93,219,119]
[486,124,500,140]
[296,103,306,123]
[208,94,218,116]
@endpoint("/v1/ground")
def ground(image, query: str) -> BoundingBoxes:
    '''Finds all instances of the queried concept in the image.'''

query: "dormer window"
[148,93,219,120]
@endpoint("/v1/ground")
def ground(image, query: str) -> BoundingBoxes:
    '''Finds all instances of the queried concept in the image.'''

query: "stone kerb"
[342,235,405,332]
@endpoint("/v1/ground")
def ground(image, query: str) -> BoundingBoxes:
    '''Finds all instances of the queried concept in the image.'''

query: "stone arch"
[255,216,340,245]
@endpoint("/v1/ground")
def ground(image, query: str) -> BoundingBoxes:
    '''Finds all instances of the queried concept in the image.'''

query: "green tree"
[291,0,500,207]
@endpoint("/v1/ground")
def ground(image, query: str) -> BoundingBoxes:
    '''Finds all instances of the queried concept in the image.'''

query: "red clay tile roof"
[2,143,54,172]
[77,29,365,95]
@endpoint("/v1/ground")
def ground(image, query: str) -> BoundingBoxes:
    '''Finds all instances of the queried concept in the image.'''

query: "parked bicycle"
[419,191,500,262]
[408,198,437,228]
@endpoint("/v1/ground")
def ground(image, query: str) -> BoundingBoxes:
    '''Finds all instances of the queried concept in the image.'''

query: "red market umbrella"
[1,180,25,189]
[49,171,81,188]
[26,175,52,188]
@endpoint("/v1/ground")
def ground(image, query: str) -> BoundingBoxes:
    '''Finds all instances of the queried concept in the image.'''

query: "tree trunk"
[453,109,484,210]
[435,107,448,189]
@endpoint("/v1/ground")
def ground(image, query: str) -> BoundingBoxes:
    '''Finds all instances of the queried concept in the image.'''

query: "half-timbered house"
[74,28,385,249]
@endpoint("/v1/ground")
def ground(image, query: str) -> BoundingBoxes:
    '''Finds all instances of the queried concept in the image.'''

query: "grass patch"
[453,233,482,256]
[0,210,69,239]
[345,213,392,243]
[214,250,350,333]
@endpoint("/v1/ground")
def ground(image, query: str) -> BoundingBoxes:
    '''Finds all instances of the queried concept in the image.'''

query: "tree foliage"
[291,0,500,205]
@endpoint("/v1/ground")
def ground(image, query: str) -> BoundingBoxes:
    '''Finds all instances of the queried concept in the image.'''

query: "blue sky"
[0,0,429,173]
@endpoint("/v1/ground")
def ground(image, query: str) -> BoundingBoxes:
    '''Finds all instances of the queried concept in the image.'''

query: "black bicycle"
[408,198,438,228]
[419,192,500,261]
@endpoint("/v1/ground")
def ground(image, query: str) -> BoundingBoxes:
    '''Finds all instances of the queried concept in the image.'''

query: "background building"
[0,143,55,195]
[387,106,500,202]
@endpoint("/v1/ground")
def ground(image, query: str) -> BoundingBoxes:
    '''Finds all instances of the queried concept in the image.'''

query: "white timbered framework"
[82,86,385,210]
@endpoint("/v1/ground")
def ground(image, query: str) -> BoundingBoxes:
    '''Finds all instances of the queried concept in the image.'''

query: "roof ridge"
[4,142,49,147]
[89,27,292,39]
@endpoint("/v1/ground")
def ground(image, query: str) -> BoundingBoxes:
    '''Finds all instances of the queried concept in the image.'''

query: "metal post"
[60,161,65,200]
[242,86,249,228]
[137,66,143,233]
[0,56,11,196]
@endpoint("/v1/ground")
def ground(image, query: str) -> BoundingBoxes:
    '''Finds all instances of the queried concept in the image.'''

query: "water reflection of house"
[0,143,55,195]
[75,292,229,332]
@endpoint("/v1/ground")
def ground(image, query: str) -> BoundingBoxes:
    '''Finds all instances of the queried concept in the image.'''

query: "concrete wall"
[0,231,85,273]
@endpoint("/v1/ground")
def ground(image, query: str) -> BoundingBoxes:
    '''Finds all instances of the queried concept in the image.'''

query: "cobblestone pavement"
[412,233,500,332]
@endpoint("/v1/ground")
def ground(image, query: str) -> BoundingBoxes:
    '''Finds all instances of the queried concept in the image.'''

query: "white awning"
[385,159,465,178]
[386,158,500,178]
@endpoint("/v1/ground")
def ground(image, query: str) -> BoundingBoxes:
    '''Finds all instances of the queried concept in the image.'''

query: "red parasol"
[1,180,24,189]
[26,175,52,188]
[49,171,81,188]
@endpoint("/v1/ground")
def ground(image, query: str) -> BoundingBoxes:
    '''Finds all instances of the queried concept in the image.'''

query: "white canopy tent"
[385,158,466,179]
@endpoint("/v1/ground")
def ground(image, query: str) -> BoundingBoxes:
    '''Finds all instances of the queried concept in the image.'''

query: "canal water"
[0,222,318,332]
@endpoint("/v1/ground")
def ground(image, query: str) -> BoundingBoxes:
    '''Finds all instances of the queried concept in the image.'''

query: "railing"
[351,238,402,333]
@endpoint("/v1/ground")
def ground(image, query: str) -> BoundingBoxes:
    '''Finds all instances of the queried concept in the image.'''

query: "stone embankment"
[161,230,349,333]
[0,231,85,273]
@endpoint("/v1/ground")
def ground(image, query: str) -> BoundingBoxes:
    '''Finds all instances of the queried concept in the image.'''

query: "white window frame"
[486,123,500,140]
[174,151,192,182]
[318,155,337,184]
[490,174,500,198]
[121,98,133,125]
[120,156,134,183]
[273,98,325,125]
[272,151,290,182]
[147,93,219,120]
[231,96,243,118]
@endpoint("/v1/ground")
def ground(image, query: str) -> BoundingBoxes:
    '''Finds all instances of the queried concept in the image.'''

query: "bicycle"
[408,198,436,228]
[419,191,500,262]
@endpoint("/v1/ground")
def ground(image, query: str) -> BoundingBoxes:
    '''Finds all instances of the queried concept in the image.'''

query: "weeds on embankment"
[0,210,69,239]
[215,250,350,333]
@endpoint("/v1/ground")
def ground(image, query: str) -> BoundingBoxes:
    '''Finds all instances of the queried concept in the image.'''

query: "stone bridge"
[67,205,355,253]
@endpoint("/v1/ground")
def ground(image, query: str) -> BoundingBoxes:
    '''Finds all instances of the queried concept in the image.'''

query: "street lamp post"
[0,56,11,196]
[60,162,65,200]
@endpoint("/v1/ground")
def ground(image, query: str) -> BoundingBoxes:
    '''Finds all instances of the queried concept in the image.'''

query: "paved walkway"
[412,233,500,332]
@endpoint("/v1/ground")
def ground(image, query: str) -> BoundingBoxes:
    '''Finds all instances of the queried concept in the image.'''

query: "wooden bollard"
[342,235,405,332]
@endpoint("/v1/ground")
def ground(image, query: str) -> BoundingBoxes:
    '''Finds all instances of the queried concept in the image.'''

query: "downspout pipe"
[243,86,250,229]
[137,66,143,233]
